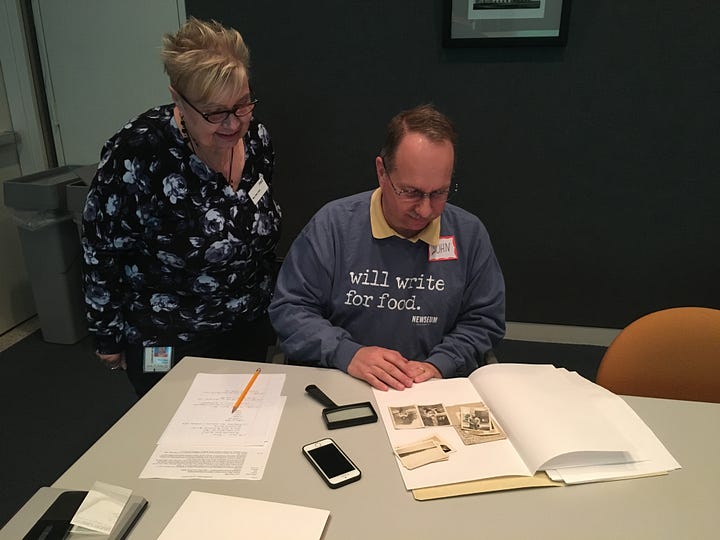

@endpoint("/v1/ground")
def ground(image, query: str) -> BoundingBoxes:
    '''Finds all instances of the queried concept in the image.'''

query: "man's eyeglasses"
[177,90,258,124]
[382,159,458,202]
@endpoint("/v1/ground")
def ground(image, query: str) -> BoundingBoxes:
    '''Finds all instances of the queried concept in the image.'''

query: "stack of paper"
[70,482,134,536]
[373,363,680,494]
[140,372,286,480]
[20,486,147,540]
[157,491,329,540]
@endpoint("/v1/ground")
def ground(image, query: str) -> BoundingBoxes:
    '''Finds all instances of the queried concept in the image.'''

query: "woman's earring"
[180,115,189,138]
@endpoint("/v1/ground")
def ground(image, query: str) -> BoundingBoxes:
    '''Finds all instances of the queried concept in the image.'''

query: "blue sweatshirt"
[269,190,505,377]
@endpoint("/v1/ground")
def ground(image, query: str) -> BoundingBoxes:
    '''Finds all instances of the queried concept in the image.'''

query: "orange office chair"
[596,307,720,403]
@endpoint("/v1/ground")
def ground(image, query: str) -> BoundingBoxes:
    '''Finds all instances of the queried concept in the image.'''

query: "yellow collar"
[369,188,441,245]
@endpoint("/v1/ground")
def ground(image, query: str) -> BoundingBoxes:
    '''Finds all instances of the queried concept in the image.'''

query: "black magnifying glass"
[305,384,378,429]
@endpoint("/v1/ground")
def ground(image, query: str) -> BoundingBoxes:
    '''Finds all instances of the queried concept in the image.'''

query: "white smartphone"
[302,438,361,488]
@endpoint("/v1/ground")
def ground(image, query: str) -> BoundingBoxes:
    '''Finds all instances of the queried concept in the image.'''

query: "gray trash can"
[3,166,91,344]
[66,164,95,237]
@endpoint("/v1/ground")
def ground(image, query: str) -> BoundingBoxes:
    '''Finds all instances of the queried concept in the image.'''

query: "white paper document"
[141,373,286,480]
[157,491,330,540]
[373,363,680,490]
[158,372,285,446]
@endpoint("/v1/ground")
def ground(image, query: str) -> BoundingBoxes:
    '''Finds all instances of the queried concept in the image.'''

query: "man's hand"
[348,347,416,390]
[97,352,126,371]
[408,361,442,384]
[348,347,440,391]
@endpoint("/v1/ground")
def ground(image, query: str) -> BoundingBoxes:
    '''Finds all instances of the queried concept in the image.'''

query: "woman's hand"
[97,352,126,371]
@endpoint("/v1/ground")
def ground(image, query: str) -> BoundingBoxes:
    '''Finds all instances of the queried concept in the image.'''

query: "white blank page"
[157,491,329,540]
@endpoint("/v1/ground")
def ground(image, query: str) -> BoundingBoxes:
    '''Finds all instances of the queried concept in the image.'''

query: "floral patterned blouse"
[81,104,281,354]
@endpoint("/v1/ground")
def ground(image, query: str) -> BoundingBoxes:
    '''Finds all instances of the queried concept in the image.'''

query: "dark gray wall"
[186,0,720,328]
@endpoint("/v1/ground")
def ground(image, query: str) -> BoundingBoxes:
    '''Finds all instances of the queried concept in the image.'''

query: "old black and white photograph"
[389,405,424,429]
[419,403,451,427]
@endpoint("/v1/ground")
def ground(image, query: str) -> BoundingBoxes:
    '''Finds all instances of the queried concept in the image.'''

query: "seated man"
[269,105,505,391]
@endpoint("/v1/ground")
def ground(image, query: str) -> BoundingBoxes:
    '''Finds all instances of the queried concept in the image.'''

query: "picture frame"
[443,0,572,47]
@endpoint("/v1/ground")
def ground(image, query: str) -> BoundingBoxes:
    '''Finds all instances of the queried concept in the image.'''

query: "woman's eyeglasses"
[178,90,258,124]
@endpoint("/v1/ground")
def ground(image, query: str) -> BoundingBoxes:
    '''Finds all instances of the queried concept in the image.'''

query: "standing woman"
[82,18,281,396]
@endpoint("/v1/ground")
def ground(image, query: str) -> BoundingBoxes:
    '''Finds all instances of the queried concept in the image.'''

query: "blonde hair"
[161,17,250,103]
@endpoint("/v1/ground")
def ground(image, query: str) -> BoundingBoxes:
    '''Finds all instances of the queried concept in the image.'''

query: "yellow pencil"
[231,368,261,413]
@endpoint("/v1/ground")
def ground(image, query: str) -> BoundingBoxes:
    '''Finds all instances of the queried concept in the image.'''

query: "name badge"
[429,236,458,262]
[143,346,173,373]
[248,176,269,206]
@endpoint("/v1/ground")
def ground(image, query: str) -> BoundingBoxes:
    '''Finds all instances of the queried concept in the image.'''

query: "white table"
[2,357,719,539]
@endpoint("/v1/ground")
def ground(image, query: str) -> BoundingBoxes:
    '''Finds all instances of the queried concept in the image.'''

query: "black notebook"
[20,488,147,540]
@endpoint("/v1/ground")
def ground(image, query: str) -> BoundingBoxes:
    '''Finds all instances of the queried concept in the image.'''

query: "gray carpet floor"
[0,330,605,528]
[0,331,137,528]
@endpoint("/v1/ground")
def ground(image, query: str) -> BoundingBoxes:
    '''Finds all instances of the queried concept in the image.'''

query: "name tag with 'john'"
[429,236,458,262]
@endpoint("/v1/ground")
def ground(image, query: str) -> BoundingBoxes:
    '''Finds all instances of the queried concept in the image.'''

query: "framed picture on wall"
[443,0,572,47]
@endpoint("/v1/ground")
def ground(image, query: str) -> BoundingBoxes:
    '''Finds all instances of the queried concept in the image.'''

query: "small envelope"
[394,438,449,470]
